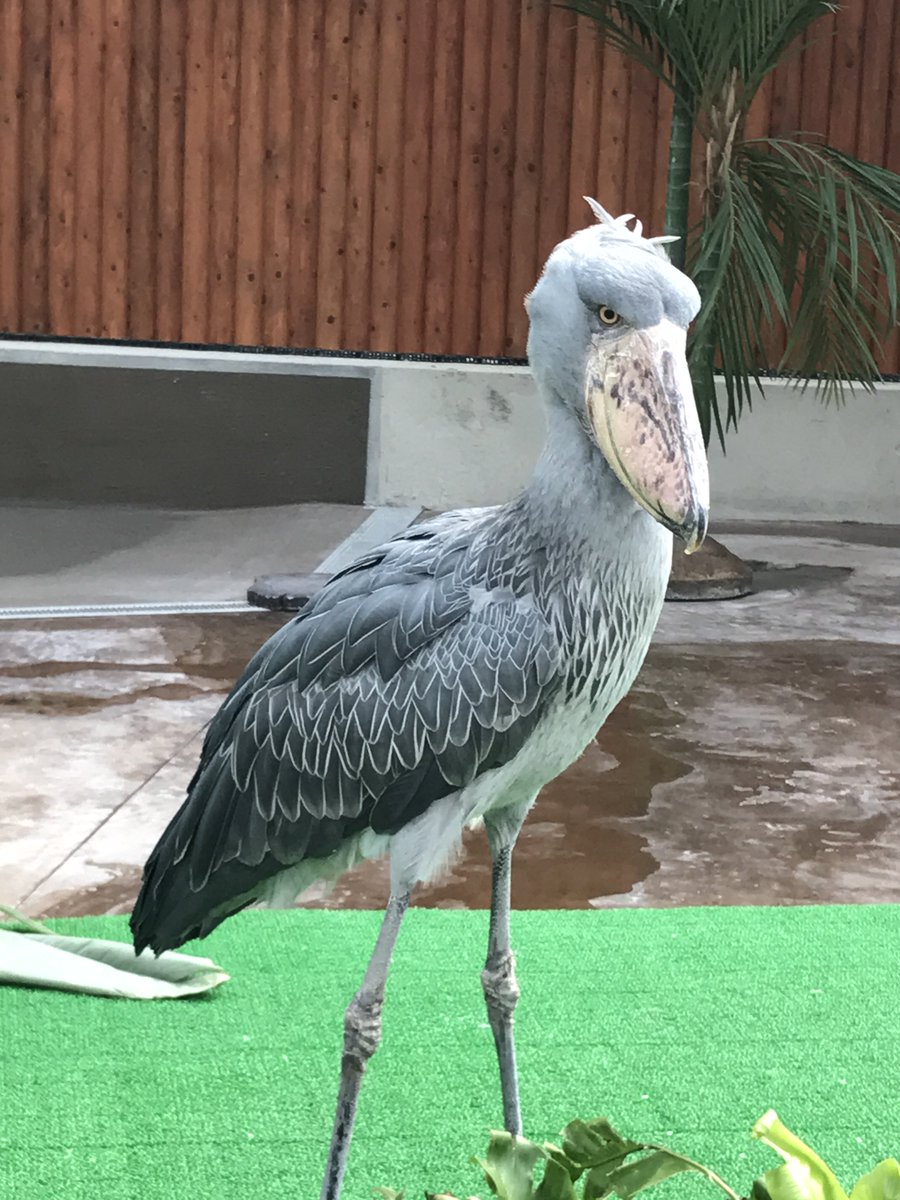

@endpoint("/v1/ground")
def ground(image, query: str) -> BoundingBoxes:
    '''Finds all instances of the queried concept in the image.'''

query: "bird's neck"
[520,389,665,568]
[514,388,673,691]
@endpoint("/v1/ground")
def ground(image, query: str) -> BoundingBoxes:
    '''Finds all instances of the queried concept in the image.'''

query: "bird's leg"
[482,808,528,1136]
[319,891,410,1200]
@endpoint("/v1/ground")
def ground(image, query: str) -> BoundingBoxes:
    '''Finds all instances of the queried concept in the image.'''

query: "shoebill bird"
[131,200,708,1200]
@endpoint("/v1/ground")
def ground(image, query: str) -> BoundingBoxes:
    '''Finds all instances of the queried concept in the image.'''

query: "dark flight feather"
[131,514,563,955]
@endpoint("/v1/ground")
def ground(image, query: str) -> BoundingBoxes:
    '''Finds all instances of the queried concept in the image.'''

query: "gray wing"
[131,516,562,952]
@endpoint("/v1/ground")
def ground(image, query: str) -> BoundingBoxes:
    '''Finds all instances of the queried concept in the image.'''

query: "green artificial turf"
[2,905,898,1199]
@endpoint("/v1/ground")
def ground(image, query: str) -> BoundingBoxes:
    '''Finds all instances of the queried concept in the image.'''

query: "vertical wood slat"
[396,0,436,352]
[623,55,657,225]
[100,0,131,338]
[745,72,783,365]
[847,0,894,373]
[855,0,893,167]
[799,8,836,139]
[181,0,213,342]
[49,0,76,333]
[537,8,576,262]
[206,0,239,345]
[744,72,774,142]
[595,33,629,222]
[767,35,804,365]
[314,0,352,348]
[233,0,267,345]
[450,0,490,353]
[262,0,294,346]
[740,69,782,368]
[743,67,778,368]
[74,0,103,336]
[881,0,900,373]
[0,0,896,364]
[478,0,518,357]
[127,0,158,339]
[505,0,547,355]
[567,16,601,234]
[769,45,804,137]
[368,0,406,351]
[20,0,50,332]
[651,78,674,236]
[422,1,463,354]
[344,0,379,350]
[0,0,24,332]
[156,0,185,342]
[288,0,325,347]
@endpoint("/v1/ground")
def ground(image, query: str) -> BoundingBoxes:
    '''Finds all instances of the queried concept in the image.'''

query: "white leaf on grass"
[0,928,229,1000]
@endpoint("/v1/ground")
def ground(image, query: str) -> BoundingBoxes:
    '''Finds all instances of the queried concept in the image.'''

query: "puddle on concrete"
[715,521,900,549]
[6,609,900,919]
[38,866,145,920]
[298,691,693,911]
[305,641,900,910]
[745,561,854,594]
[0,612,288,714]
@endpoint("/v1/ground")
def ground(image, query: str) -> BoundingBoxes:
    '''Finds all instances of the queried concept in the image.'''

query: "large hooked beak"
[585,318,709,553]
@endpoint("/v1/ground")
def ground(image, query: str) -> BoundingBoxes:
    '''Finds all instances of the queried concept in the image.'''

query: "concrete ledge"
[705,382,900,524]
[2,341,897,523]
[367,361,900,525]
[367,362,545,510]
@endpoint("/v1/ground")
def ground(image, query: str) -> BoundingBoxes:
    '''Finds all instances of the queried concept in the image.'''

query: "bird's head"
[526,198,709,553]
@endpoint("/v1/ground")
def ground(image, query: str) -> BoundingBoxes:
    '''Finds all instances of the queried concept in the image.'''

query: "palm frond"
[688,174,786,441]
[685,133,900,444]
[738,0,837,96]
[558,0,898,446]
[558,0,676,91]
[560,0,836,115]
[739,138,900,388]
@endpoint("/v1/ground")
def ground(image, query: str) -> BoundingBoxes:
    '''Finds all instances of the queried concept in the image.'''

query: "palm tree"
[564,0,900,448]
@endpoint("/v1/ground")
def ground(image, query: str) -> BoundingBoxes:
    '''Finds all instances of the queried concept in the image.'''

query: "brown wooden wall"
[0,0,897,365]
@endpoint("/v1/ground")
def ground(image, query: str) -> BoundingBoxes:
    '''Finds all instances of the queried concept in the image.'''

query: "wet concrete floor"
[2,524,898,917]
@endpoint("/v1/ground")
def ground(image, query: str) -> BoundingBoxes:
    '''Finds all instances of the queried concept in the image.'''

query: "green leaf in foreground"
[534,1157,579,1200]
[753,1160,826,1200]
[475,1131,547,1200]
[751,1111,900,1200]
[380,1111,900,1200]
[752,1111,849,1200]
[601,1150,715,1200]
[849,1161,900,1200]
[0,912,230,1000]
[562,1119,642,1172]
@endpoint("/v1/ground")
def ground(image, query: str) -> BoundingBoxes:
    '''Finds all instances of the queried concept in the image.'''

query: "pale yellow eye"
[598,305,621,326]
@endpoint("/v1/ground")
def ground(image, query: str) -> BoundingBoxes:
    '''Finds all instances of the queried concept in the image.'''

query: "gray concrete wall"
[0,357,369,507]
[1,341,897,522]
[705,383,900,524]
[368,362,900,525]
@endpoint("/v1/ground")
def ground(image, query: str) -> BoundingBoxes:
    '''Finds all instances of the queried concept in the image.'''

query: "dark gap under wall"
[0,364,369,508]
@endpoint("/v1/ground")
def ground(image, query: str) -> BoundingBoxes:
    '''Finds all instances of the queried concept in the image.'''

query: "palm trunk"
[687,297,718,448]
[665,74,716,446]
[663,76,693,271]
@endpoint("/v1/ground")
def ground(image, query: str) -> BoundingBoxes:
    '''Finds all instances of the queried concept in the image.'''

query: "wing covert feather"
[132,515,563,953]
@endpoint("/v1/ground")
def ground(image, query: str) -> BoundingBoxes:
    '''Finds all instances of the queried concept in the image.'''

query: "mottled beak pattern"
[586,318,710,552]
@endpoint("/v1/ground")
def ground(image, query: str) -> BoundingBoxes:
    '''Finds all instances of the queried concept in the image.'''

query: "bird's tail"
[129,755,277,956]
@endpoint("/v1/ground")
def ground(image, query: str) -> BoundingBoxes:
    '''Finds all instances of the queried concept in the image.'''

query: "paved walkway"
[0,501,370,609]
[1,519,898,916]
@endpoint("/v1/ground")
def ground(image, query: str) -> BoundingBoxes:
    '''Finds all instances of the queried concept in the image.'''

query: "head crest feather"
[583,196,680,248]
